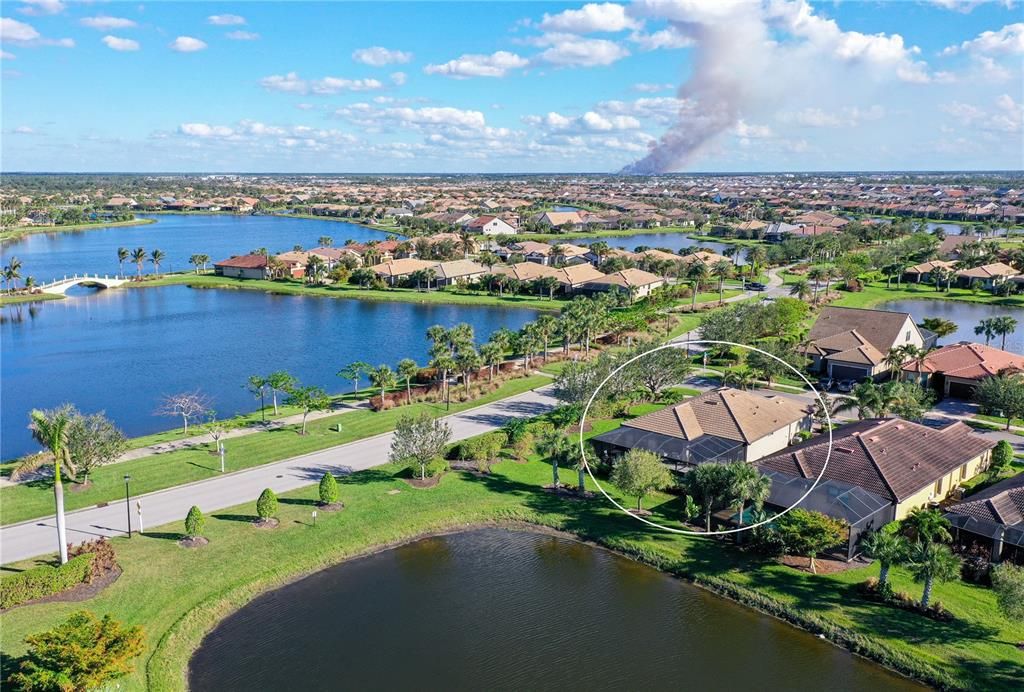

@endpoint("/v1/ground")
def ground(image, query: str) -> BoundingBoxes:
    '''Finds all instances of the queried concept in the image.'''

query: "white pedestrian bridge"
[39,274,129,295]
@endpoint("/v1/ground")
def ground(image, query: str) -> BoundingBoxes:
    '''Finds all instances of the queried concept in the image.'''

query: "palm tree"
[480,341,503,382]
[919,317,957,339]
[906,542,961,608]
[189,254,204,274]
[117,247,129,278]
[832,381,887,420]
[456,348,483,394]
[318,235,333,247]
[974,317,998,346]
[3,256,22,293]
[430,352,457,410]
[421,267,437,291]
[728,462,771,529]
[337,361,370,395]
[902,507,952,544]
[534,315,558,362]
[478,250,500,272]
[397,358,419,405]
[149,249,166,274]
[536,427,569,488]
[991,315,1018,350]
[687,262,710,310]
[130,247,146,279]
[19,409,72,564]
[861,529,909,589]
[788,278,812,302]
[807,266,827,305]
[711,259,733,305]
[23,276,36,292]
[368,364,397,403]
[721,367,755,390]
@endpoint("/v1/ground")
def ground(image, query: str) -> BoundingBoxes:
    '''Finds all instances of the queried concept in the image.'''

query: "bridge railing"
[38,273,123,289]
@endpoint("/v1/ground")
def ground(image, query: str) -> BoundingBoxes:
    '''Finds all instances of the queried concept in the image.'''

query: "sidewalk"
[0,386,559,564]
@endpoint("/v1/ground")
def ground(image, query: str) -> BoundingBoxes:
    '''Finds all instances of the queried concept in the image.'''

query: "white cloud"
[942,23,1024,56]
[629,26,693,51]
[390,71,407,85]
[18,0,64,16]
[102,35,140,52]
[0,17,73,47]
[80,16,136,30]
[734,120,774,139]
[524,110,641,132]
[179,123,235,137]
[13,125,37,134]
[207,14,246,26]
[424,51,528,78]
[1,50,14,59]
[385,106,486,129]
[226,31,260,41]
[784,105,885,128]
[537,3,640,33]
[942,94,1022,133]
[170,36,207,52]
[532,33,630,67]
[259,72,384,94]
[596,96,687,125]
[352,46,412,66]
[295,103,315,110]
[632,82,674,93]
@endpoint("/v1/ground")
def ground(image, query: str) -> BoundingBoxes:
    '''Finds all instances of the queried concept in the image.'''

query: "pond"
[0,214,390,282]
[882,299,1024,354]
[0,287,538,459]
[572,232,745,263]
[188,529,920,691]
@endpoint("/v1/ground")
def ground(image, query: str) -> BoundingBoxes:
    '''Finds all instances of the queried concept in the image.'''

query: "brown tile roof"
[434,259,486,279]
[947,471,1024,526]
[491,262,563,282]
[624,387,810,444]
[215,254,269,269]
[757,418,995,502]
[559,263,605,286]
[957,262,1020,280]
[805,307,916,355]
[902,341,1024,381]
[905,259,955,274]
[584,268,663,289]
[371,258,435,278]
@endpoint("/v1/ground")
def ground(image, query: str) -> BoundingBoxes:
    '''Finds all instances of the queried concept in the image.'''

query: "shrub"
[68,537,117,581]
[319,472,340,505]
[256,488,278,519]
[184,506,205,538]
[409,457,448,479]
[8,611,144,691]
[0,554,94,610]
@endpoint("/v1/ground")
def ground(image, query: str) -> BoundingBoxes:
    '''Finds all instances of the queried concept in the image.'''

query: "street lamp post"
[124,475,132,538]
[219,442,225,473]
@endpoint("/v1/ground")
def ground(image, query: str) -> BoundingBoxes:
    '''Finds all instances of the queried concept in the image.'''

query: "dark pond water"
[572,232,745,262]
[0,287,538,459]
[189,529,920,692]
[0,214,389,282]
[883,299,1024,354]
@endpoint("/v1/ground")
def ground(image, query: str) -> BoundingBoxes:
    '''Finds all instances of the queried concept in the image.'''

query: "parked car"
[817,376,835,391]
[837,379,857,393]
[744,281,767,291]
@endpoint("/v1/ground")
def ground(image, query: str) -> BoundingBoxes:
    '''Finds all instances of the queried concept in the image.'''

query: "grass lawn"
[510,225,705,242]
[136,273,565,311]
[0,375,551,526]
[959,459,1024,496]
[1,451,1019,691]
[831,281,1024,310]
[0,292,64,306]
[974,413,1023,429]
[0,218,156,242]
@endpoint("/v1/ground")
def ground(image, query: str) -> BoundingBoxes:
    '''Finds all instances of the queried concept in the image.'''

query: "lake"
[572,232,744,262]
[0,214,390,282]
[883,299,1023,354]
[188,528,921,692]
[0,286,538,459]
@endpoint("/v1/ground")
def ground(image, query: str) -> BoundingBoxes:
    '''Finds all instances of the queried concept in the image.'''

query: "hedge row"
[0,553,95,610]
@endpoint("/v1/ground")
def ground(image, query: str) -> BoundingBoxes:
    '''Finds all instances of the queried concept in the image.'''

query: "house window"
[905,330,911,342]
[934,478,944,495]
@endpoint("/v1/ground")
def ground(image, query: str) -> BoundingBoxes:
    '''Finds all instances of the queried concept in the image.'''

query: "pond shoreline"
[0,218,156,244]
[164,518,937,692]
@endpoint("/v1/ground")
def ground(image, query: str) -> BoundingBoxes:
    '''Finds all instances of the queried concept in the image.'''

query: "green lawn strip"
[0,218,156,242]
[959,460,1024,496]
[134,273,563,311]
[974,413,1023,429]
[0,293,64,306]
[2,457,1019,692]
[0,375,550,526]
[830,282,1024,310]
[510,225,705,242]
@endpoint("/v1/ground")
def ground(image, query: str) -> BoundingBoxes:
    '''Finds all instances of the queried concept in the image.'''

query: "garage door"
[946,381,976,400]
[829,364,870,380]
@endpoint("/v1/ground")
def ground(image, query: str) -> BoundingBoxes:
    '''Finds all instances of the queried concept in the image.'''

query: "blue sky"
[2,1,1022,173]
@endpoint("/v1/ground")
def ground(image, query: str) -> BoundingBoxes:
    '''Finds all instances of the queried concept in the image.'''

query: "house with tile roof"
[213,254,272,280]
[945,471,1024,563]
[757,417,995,522]
[464,215,516,236]
[578,268,665,301]
[801,306,929,381]
[901,341,1024,398]
[903,259,956,284]
[956,262,1020,290]
[592,387,812,468]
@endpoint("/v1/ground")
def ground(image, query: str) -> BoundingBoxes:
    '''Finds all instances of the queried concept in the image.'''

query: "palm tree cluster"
[831,379,935,421]
[862,508,961,610]
[974,315,1018,350]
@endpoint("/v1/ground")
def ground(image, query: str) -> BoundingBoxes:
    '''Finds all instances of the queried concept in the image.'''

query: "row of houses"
[905,259,1023,291]
[592,385,1001,560]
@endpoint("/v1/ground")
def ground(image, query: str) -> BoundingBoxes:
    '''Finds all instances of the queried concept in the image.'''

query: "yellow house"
[758,417,995,521]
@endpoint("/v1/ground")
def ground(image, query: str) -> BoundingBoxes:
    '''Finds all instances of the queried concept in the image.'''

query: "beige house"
[592,387,812,467]
[579,268,664,300]
[801,306,928,381]
[758,417,995,520]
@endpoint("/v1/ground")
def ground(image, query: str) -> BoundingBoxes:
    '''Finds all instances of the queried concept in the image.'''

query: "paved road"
[0,387,558,564]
